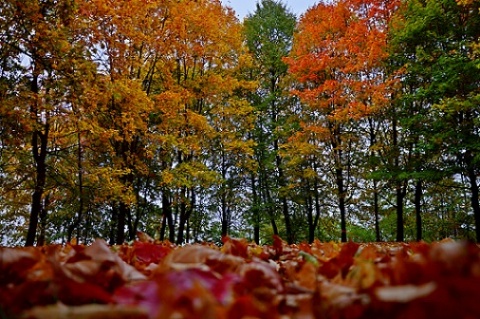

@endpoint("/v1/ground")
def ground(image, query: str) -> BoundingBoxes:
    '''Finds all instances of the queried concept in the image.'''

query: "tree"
[389,0,480,241]
[0,0,100,246]
[285,0,398,242]
[244,0,297,244]
[149,0,251,244]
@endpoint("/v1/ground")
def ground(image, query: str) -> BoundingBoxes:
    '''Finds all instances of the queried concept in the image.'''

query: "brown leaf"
[375,282,437,303]
[24,304,148,319]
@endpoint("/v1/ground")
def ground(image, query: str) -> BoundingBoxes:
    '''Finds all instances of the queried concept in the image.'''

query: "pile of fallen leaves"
[1,235,480,319]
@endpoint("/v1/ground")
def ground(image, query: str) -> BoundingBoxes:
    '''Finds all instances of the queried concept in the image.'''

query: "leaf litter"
[1,235,480,319]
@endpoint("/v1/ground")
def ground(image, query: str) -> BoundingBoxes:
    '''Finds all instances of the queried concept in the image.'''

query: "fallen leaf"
[375,282,437,303]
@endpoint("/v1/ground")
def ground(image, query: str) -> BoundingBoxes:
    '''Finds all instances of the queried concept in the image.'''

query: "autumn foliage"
[2,237,480,318]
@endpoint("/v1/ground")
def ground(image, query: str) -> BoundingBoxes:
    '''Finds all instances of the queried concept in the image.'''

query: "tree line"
[1,0,480,246]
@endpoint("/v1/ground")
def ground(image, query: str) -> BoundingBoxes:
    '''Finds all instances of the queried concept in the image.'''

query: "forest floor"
[1,235,480,319]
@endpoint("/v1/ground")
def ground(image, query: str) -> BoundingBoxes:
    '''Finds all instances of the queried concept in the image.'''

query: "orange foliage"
[285,0,400,122]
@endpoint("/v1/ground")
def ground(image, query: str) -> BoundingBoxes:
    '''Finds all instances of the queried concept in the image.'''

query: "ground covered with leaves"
[1,235,480,319]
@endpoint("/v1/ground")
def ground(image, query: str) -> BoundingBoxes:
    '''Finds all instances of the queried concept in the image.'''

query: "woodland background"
[1,0,480,247]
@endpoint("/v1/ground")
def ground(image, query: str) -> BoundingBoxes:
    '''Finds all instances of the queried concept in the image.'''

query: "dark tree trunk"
[176,203,186,244]
[160,213,167,241]
[270,215,279,236]
[313,176,322,241]
[338,167,347,243]
[221,197,229,238]
[37,195,50,246]
[116,202,128,244]
[251,174,260,244]
[368,118,382,242]
[26,73,49,247]
[466,165,480,242]
[333,146,347,243]
[26,131,48,246]
[396,183,406,242]
[260,170,279,236]
[374,180,381,242]
[392,113,405,242]
[109,204,118,245]
[414,179,423,241]
[264,185,279,236]
[307,190,314,244]
[161,190,175,242]
[176,188,195,244]
[68,133,84,243]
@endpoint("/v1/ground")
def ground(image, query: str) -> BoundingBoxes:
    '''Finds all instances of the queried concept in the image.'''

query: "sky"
[220,0,319,20]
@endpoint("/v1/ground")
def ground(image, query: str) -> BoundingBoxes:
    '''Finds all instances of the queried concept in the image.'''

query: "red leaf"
[320,242,360,279]
[222,236,249,259]
[272,235,284,257]
[132,241,172,265]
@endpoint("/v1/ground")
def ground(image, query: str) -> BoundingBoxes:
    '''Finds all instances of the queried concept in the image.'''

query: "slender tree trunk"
[26,73,49,247]
[313,176,322,241]
[306,189,314,244]
[368,118,382,242]
[177,204,186,244]
[264,184,279,236]
[395,183,405,242]
[27,180,44,247]
[126,205,134,240]
[414,179,423,241]
[68,132,85,243]
[116,202,128,244]
[374,180,381,242]
[276,141,292,244]
[260,169,279,236]
[337,166,347,243]
[392,114,405,242]
[109,204,118,245]
[251,174,260,244]
[221,191,229,238]
[333,142,347,243]
[466,166,480,242]
[37,195,50,246]
[162,190,175,242]
[26,129,49,246]
[132,203,142,241]
[160,213,167,241]
[176,187,195,244]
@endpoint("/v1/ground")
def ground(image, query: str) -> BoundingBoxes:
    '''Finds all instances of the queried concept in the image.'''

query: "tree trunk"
[26,68,50,247]
[68,132,85,243]
[396,182,405,242]
[160,213,167,241]
[374,181,381,242]
[368,119,381,242]
[313,176,322,241]
[275,139,292,244]
[251,174,260,244]
[466,165,480,242]
[177,201,186,244]
[37,195,50,246]
[334,149,347,243]
[392,113,405,242]
[307,190,314,244]
[221,192,229,238]
[26,130,48,244]
[116,202,128,244]
[109,204,118,245]
[414,179,423,241]
[338,168,347,243]
[161,190,174,242]
[176,187,195,244]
